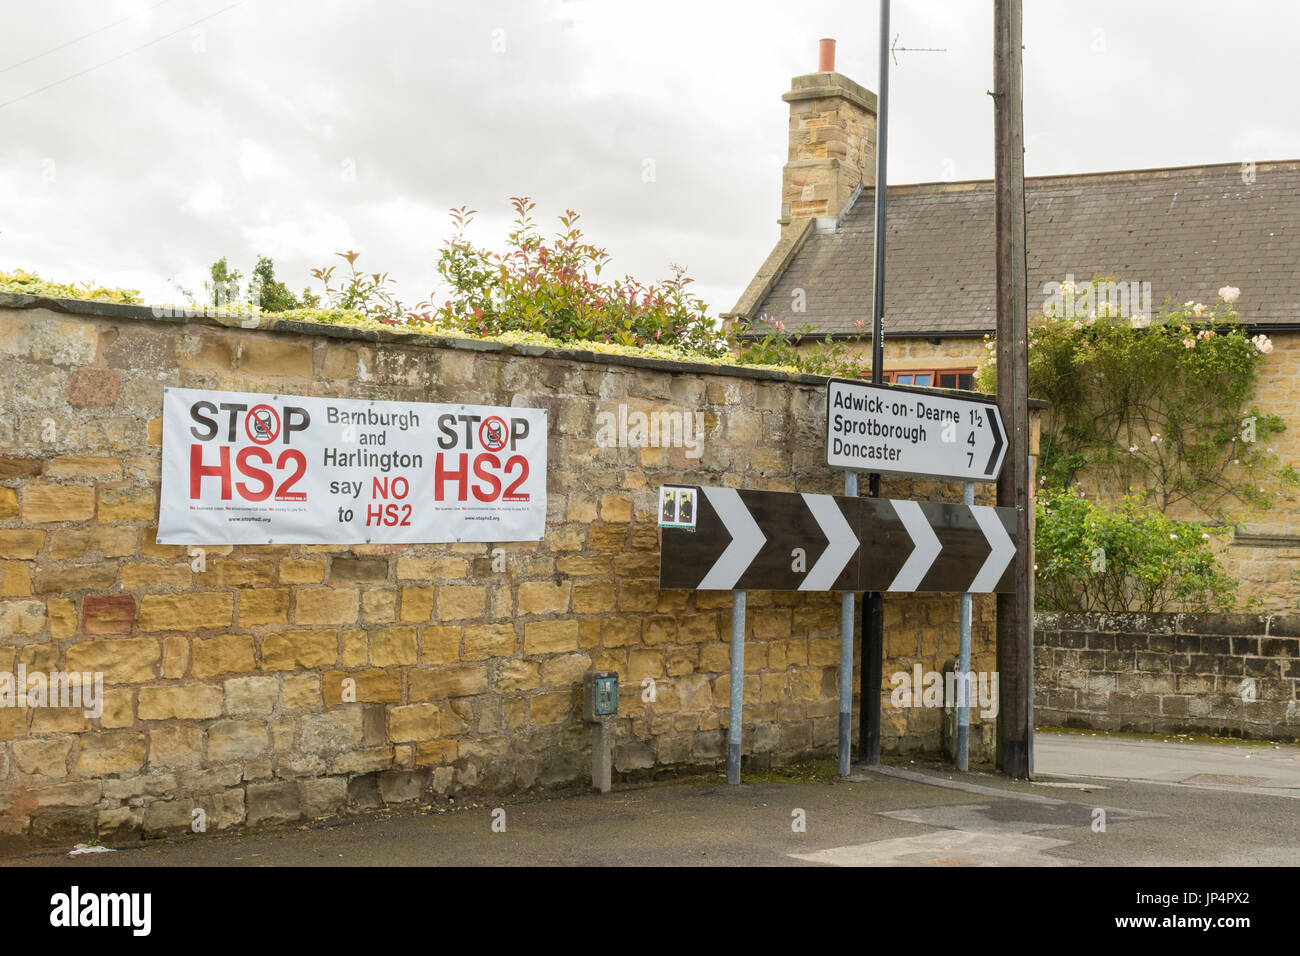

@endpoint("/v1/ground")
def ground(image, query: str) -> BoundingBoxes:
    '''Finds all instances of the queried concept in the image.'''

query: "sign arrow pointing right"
[887,499,942,591]
[697,487,766,590]
[983,406,1005,478]
[968,504,1015,592]
[798,493,858,590]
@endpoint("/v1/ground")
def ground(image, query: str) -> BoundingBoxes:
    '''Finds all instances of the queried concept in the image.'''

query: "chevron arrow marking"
[983,407,1005,478]
[967,504,1015,592]
[798,493,859,591]
[660,485,1018,593]
[697,487,766,590]
[887,499,942,591]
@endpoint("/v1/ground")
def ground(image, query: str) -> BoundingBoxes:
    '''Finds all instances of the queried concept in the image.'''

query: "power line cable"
[0,0,176,74]
[0,0,246,110]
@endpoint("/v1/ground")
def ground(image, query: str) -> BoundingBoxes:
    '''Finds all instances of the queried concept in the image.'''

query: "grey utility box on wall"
[583,671,618,793]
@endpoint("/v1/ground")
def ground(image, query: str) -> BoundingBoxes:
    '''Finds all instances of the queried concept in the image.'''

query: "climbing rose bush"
[980,282,1295,520]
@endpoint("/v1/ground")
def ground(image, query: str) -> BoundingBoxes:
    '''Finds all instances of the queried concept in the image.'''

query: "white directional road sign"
[825,378,1007,482]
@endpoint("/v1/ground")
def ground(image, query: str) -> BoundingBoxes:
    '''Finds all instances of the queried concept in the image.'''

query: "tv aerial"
[890,32,947,66]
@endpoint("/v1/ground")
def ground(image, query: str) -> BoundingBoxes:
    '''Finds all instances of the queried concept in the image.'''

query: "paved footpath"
[4,732,1298,867]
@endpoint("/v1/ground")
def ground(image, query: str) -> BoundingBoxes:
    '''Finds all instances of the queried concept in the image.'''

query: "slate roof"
[740,159,1300,337]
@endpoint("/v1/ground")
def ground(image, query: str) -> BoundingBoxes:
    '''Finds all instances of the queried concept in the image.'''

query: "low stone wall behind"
[1035,612,1300,740]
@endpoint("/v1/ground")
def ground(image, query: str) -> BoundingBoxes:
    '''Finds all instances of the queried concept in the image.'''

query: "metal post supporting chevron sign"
[820,377,1013,774]
[658,486,1016,595]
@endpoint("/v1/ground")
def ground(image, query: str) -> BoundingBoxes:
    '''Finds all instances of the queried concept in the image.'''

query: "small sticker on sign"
[658,486,696,530]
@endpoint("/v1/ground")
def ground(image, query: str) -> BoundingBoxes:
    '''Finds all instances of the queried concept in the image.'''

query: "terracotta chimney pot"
[818,38,836,72]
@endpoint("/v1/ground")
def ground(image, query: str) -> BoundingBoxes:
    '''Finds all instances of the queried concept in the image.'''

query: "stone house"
[724,54,1300,610]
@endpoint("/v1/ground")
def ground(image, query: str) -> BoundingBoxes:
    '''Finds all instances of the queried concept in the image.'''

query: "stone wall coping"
[1,292,829,386]
[1,293,1044,409]
[1035,610,1300,636]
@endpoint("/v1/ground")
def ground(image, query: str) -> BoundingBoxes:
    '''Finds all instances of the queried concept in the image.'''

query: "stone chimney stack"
[780,39,878,228]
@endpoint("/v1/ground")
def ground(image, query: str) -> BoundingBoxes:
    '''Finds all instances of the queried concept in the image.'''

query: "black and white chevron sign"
[659,486,1016,594]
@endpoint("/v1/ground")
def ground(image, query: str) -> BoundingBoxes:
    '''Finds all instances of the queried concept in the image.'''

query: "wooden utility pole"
[993,0,1031,778]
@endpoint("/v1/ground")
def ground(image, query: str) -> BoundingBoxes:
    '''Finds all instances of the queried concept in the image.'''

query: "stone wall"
[1218,330,1300,611]
[1035,612,1300,740]
[0,296,1001,845]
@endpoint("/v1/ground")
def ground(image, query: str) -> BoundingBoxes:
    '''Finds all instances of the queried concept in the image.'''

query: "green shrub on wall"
[1034,488,1236,613]
[427,198,727,357]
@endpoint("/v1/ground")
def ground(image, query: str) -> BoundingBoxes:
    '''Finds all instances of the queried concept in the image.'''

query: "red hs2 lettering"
[367,476,411,526]
[187,400,311,501]
[434,413,532,503]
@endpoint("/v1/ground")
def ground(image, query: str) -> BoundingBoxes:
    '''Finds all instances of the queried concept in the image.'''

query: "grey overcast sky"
[3,0,1299,315]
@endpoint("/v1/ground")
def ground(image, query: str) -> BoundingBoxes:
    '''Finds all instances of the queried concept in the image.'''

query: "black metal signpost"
[863,0,891,770]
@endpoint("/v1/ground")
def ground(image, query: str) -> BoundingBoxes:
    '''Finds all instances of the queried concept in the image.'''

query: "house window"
[884,369,976,390]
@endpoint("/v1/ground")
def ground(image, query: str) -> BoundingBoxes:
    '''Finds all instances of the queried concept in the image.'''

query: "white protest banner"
[158,387,547,545]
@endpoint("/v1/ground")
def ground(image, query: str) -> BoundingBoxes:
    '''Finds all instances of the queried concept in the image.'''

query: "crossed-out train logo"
[246,403,280,443]
[187,397,310,503]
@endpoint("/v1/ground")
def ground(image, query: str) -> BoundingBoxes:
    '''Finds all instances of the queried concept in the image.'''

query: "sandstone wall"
[0,296,998,844]
[1221,332,1300,610]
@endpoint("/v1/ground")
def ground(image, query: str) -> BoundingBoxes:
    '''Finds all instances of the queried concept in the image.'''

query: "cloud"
[1,0,1297,315]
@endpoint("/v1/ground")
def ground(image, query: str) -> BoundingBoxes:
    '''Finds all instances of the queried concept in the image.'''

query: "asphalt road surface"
[4,731,1298,867]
